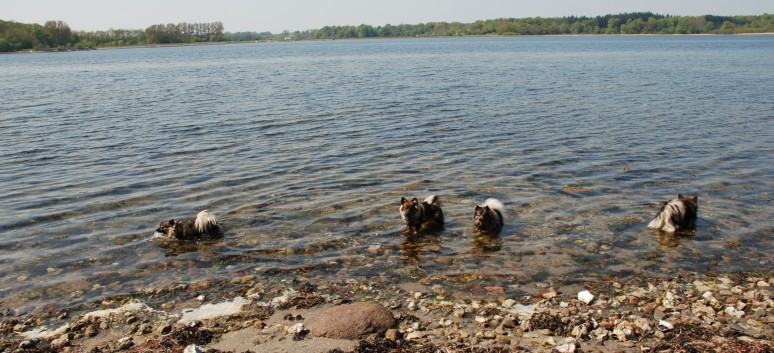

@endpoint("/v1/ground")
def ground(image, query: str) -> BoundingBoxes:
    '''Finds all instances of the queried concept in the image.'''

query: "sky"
[3,0,773,33]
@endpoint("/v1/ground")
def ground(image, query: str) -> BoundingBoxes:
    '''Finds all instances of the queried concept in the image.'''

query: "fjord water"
[1,36,773,315]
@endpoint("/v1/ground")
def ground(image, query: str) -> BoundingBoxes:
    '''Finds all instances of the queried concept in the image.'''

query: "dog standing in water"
[648,194,698,233]
[399,195,444,233]
[473,198,505,234]
[156,210,222,240]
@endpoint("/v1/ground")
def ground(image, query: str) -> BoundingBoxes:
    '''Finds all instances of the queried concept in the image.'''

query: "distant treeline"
[0,20,224,52]
[2,12,773,52]
[295,13,774,39]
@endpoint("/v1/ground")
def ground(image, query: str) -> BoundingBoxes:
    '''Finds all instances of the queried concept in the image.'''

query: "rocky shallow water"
[2,269,772,352]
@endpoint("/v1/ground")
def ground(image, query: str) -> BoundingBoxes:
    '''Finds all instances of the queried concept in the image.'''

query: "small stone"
[157,324,172,335]
[137,323,153,334]
[542,289,558,299]
[485,286,505,294]
[453,308,466,318]
[50,337,69,349]
[501,318,516,328]
[658,320,674,330]
[385,329,400,341]
[496,335,511,345]
[84,325,98,337]
[287,323,307,335]
[405,331,428,340]
[184,344,203,353]
[543,336,556,346]
[578,290,594,304]
[19,339,38,349]
[117,336,133,350]
[702,291,714,300]
[556,338,577,353]
[439,318,453,326]
[502,299,517,308]
[757,281,769,287]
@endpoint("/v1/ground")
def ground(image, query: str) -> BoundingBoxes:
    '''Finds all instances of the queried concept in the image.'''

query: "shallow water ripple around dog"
[1,36,773,316]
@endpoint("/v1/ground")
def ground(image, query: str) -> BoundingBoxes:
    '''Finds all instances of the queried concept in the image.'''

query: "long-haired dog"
[648,194,698,233]
[473,198,505,234]
[399,195,444,233]
[156,210,222,240]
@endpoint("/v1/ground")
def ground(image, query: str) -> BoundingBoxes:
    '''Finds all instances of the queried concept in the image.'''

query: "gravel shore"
[2,271,772,352]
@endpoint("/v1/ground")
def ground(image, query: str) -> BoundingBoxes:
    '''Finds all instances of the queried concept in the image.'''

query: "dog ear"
[475,205,482,212]
[168,220,175,225]
[411,198,418,204]
[401,197,407,203]
[677,193,683,198]
[692,196,698,203]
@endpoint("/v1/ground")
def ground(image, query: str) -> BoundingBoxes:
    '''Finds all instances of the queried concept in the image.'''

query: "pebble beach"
[3,269,772,352]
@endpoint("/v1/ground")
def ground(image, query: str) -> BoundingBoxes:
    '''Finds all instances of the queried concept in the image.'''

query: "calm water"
[1,36,773,316]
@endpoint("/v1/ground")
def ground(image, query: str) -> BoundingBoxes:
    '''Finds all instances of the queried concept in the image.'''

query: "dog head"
[399,197,421,225]
[473,205,494,231]
[156,219,178,237]
[677,194,698,208]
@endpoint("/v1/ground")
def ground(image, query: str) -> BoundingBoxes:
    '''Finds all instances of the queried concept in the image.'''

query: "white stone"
[179,297,250,324]
[702,291,714,300]
[578,290,594,304]
[287,323,306,335]
[184,344,203,353]
[405,331,428,340]
[658,320,674,330]
[556,338,577,352]
[502,299,517,308]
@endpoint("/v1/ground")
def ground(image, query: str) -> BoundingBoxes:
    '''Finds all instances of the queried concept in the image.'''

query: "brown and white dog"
[648,194,698,233]
[156,210,222,240]
[399,195,444,232]
[473,198,505,234]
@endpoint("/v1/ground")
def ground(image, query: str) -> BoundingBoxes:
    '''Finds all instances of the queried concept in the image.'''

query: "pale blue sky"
[4,0,772,33]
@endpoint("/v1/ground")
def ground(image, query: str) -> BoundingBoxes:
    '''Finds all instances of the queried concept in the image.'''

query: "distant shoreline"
[4,31,773,54]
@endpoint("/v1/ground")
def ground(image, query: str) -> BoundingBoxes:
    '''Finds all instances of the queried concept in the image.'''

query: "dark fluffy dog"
[399,195,444,232]
[473,198,505,234]
[648,194,698,233]
[156,210,222,240]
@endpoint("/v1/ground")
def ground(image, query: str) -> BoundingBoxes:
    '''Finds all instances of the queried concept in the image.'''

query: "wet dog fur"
[473,198,505,234]
[156,210,222,240]
[648,194,698,233]
[399,195,444,233]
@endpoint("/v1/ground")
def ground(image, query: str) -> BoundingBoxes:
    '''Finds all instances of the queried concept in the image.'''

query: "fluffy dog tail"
[648,202,677,232]
[483,198,504,213]
[424,195,440,206]
[195,210,218,233]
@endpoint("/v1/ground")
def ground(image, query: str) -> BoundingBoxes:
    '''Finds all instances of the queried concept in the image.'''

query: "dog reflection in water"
[156,210,222,240]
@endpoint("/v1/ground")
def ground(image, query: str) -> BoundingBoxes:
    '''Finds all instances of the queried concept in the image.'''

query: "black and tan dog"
[648,194,698,233]
[399,195,444,233]
[473,198,505,234]
[156,210,222,240]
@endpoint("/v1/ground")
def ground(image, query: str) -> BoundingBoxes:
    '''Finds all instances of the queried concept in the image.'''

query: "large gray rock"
[308,303,395,339]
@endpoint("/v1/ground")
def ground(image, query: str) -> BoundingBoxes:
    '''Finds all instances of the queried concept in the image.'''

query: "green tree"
[43,20,71,47]
[605,18,620,34]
